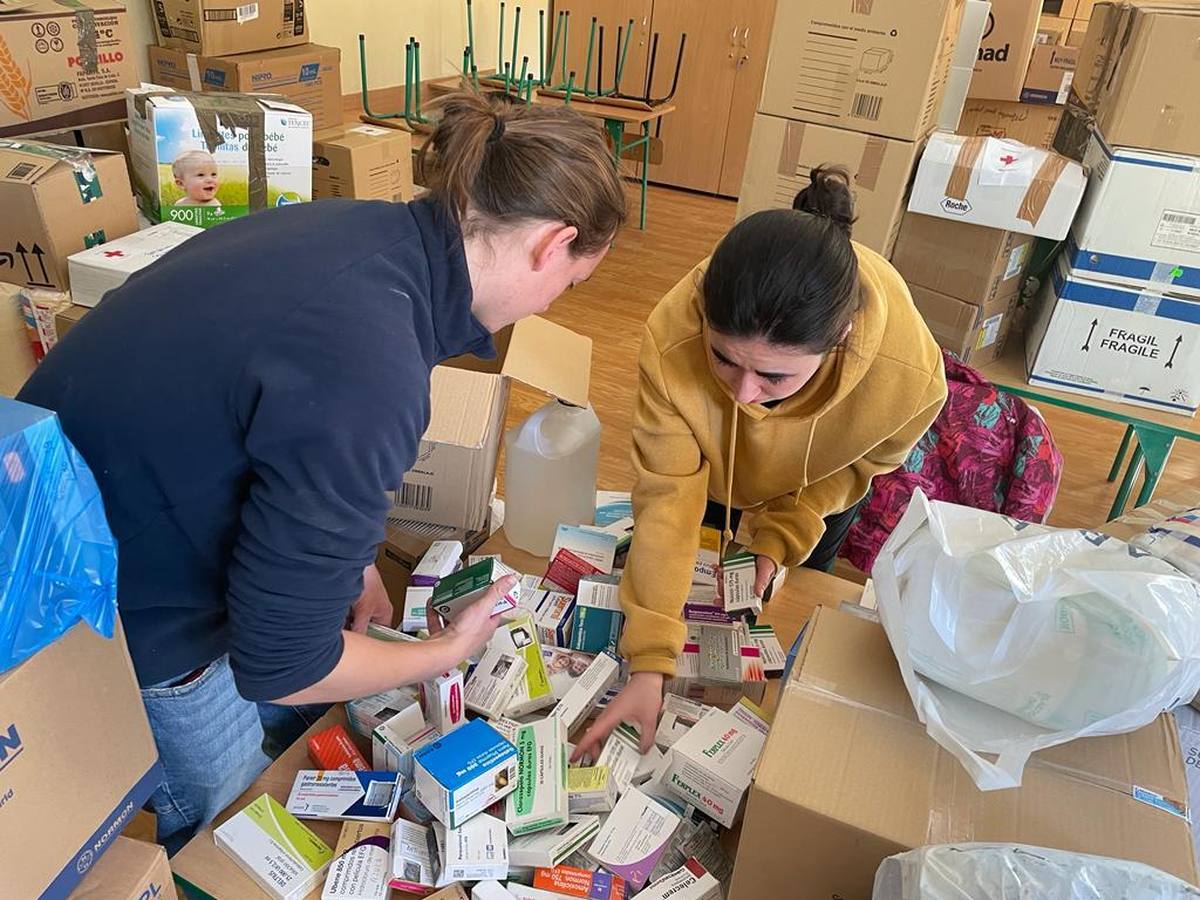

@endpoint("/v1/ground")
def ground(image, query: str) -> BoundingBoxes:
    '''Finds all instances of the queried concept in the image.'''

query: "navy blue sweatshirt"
[17,198,492,701]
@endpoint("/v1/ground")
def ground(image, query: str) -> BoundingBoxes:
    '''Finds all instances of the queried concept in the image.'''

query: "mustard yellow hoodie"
[618,243,947,676]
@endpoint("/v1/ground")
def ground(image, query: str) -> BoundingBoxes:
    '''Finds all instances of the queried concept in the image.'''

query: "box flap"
[424,366,503,448]
[500,316,592,407]
[0,141,118,185]
[752,607,1197,881]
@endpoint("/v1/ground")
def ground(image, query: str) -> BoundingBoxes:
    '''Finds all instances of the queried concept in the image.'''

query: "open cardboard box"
[393,316,592,532]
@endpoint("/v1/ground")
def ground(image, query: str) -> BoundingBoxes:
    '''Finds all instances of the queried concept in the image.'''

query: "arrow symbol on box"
[13,242,32,282]
[30,243,48,284]
[1167,335,1182,369]
[1082,319,1097,352]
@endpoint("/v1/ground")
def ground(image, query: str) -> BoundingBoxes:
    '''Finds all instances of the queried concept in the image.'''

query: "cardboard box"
[0,1,136,138]
[586,788,680,889]
[957,98,1064,149]
[313,123,413,202]
[53,302,90,341]
[147,43,343,131]
[68,836,178,900]
[433,812,510,885]
[508,817,602,870]
[0,621,162,899]
[1069,16,1091,44]
[736,113,922,257]
[1075,1,1200,155]
[759,0,966,141]
[125,86,312,229]
[908,131,1086,238]
[374,519,488,607]
[1066,132,1200,298]
[150,0,308,56]
[506,715,570,836]
[936,0,993,133]
[0,141,137,291]
[727,606,1199,899]
[1025,255,1200,415]
[894,212,1033,303]
[215,793,334,900]
[413,719,520,829]
[322,821,391,900]
[67,221,203,307]
[1044,0,1081,19]
[285,770,402,823]
[969,0,1043,100]
[1020,41,1078,103]
[909,283,1019,366]
[1037,12,1075,43]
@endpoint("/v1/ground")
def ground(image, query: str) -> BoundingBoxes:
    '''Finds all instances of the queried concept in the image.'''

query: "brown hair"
[417,89,627,256]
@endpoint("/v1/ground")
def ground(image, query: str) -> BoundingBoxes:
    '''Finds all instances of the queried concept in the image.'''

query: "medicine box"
[721,552,760,617]
[285,770,402,823]
[636,858,722,900]
[597,723,664,796]
[214,793,333,900]
[413,719,520,829]
[66,221,203,307]
[402,586,431,632]
[433,812,510,885]
[309,723,370,772]
[506,715,570,835]
[585,787,680,889]
[422,669,467,735]
[346,686,420,737]
[535,592,576,648]
[432,558,520,620]
[373,718,440,781]
[556,652,621,734]
[567,766,617,814]
[412,540,465,587]
[322,821,391,900]
[465,645,528,718]
[492,615,557,717]
[508,816,602,869]
[655,695,712,751]
[532,865,626,899]
[664,705,768,828]
[388,819,436,894]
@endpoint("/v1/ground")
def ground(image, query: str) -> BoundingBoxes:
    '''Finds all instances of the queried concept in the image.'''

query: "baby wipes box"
[126,85,312,228]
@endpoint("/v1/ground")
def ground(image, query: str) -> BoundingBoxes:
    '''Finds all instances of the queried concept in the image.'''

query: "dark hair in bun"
[702,163,861,353]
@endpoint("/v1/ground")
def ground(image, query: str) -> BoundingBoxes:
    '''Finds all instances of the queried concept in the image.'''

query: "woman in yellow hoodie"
[574,167,947,758]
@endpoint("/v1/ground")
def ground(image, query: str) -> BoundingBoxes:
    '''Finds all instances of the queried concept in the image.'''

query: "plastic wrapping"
[872,843,1200,899]
[1133,508,1200,583]
[0,397,117,673]
[872,489,1200,790]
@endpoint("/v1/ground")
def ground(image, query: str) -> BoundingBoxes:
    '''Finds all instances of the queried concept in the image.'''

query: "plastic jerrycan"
[503,398,601,555]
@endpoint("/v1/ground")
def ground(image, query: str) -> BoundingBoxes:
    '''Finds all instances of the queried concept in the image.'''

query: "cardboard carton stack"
[736,0,969,256]
[1025,0,1200,415]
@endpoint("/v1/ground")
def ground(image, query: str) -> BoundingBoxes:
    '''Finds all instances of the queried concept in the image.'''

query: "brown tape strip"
[857,137,886,192]
[72,8,98,75]
[944,135,984,201]
[851,0,874,13]
[1017,153,1069,227]
[776,121,806,177]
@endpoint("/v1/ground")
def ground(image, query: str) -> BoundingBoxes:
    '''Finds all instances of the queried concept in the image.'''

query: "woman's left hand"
[754,555,778,598]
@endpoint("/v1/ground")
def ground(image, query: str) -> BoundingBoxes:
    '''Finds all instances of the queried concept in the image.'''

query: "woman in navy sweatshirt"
[18,90,627,852]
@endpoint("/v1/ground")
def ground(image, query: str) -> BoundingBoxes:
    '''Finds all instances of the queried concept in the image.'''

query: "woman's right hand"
[571,671,665,761]
[432,575,515,659]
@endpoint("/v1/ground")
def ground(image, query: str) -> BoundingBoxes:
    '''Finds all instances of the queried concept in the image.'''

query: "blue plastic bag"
[0,397,118,673]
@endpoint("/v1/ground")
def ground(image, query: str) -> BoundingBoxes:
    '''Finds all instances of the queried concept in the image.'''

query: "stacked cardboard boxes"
[1026,0,1200,414]
[737,0,969,256]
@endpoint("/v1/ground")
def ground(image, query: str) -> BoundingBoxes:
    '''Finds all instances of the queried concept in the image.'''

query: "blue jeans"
[140,656,329,855]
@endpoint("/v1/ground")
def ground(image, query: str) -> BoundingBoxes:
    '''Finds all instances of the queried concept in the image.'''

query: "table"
[978,339,1200,519]
[171,530,862,898]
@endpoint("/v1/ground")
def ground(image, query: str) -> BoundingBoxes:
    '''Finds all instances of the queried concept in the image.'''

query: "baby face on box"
[172,150,221,206]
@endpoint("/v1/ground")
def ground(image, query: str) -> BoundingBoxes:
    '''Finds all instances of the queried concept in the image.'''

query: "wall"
[123,0,549,94]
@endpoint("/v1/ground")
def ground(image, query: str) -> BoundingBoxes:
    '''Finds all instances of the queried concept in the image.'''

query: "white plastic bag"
[873,843,1200,899]
[872,490,1200,790]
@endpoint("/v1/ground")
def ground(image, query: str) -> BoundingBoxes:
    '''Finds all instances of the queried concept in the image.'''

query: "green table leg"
[639,119,650,230]
[1133,426,1175,509]
[604,118,624,168]
[1107,424,1134,483]
[1110,443,1144,520]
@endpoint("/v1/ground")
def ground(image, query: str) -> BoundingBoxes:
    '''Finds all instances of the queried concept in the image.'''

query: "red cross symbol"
[998,154,1017,165]
[103,250,126,257]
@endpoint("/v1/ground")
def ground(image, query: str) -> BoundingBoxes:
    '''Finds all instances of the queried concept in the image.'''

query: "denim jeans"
[139,655,329,855]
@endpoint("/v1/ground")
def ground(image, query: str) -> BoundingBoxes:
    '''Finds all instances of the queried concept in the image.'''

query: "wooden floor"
[496,183,1200,574]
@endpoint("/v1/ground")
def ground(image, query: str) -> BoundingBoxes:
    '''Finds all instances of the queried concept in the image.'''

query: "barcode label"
[236,3,258,23]
[850,93,883,121]
[7,162,37,179]
[1152,208,1200,254]
[1163,213,1198,225]
[174,27,200,41]
[395,482,433,511]
[364,778,395,808]
[203,8,238,20]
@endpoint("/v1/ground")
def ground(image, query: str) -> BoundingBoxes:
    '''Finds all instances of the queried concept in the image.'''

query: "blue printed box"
[412,719,519,829]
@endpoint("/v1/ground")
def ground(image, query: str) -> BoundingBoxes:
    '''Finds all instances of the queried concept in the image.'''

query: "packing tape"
[1149,261,1179,285]
[857,137,886,192]
[1016,152,1069,227]
[186,53,203,92]
[1135,292,1163,316]
[776,121,806,177]
[850,0,874,13]
[72,7,98,75]
[945,136,985,201]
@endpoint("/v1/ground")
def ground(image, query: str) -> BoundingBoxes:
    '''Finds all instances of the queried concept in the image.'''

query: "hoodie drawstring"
[722,402,739,558]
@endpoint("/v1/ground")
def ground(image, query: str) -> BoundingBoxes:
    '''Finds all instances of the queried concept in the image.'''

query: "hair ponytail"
[702,163,861,353]
[417,90,627,255]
